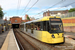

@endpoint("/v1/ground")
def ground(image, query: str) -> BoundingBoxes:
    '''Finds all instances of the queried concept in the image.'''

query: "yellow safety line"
[1,30,10,50]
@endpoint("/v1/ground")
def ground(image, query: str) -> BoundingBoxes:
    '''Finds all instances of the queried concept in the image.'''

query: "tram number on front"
[51,19,60,21]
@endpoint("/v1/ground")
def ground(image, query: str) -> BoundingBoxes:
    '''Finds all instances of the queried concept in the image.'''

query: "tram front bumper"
[49,37,65,44]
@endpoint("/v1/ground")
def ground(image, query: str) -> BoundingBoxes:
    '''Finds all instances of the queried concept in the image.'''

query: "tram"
[20,16,65,44]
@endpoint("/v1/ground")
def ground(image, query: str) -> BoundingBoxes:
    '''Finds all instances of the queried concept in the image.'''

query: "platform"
[1,29,19,50]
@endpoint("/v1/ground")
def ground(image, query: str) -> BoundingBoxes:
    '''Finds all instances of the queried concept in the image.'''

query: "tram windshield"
[50,23,63,33]
[49,18,63,33]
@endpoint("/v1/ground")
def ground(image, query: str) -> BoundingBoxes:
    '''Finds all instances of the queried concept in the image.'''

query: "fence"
[56,12,75,18]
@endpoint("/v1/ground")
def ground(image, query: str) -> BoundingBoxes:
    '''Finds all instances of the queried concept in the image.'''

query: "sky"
[0,0,75,20]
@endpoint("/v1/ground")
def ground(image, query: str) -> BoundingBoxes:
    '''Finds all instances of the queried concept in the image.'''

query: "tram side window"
[34,23,37,30]
[26,24,27,28]
[43,21,46,31]
[41,21,50,31]
[46,21,50,32]
[27,24,28,29]
[31,23,34,29]
[34,22,41,30]
[27,24,30,29]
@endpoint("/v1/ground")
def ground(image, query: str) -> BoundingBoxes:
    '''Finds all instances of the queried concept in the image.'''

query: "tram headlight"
[52,35,55,38]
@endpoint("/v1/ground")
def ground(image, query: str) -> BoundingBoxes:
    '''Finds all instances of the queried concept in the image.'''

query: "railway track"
[14,29,75,50]
[13,29,40,50]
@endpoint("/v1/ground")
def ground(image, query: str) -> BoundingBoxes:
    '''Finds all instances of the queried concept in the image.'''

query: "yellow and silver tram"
[20,16,65,44]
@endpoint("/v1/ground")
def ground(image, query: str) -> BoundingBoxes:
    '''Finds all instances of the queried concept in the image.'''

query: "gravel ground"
[64,32,75,36]
[0,30,9,48]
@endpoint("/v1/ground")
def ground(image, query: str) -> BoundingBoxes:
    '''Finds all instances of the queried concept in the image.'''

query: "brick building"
[10,16,22,28]
[10,16,22,24]
[22,14,35,23]
[43,10,68,17]
[21,14,30,23]
[10,15,35,24]
[25,14,28,20]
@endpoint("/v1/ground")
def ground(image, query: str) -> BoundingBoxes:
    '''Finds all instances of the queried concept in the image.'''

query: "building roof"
[44,10,68,14]
[11,16,20,18]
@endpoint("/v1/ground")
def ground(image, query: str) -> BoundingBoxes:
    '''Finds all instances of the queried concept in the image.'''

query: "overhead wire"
[20,0,31,15]
[35,1,75,19]
[39,1,75,18]
[63,1,75,7]
[32,0,65,17]
[35,7,66,19]
[16,0,21,15]
[32,0,75,17]
[21,0,39,16]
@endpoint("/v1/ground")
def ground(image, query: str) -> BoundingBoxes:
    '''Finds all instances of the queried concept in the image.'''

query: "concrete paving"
[1,29,19,50]
[0,30,9,48]
[8,29,19,50]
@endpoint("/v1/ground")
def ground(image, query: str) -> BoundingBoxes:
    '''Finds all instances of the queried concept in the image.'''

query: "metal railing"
[56,12,75,18]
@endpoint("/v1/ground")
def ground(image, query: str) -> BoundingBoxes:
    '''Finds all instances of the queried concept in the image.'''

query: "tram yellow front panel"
[52,37,64,43]
[41,31,52,43]
[54,33,63,38]
[36,31,64,43]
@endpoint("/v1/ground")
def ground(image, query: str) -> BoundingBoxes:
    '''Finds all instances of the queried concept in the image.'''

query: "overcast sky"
[0,0,75,20]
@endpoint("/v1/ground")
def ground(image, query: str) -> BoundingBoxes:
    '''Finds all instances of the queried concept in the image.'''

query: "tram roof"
[23,16,61,24]
[36,16,61,22]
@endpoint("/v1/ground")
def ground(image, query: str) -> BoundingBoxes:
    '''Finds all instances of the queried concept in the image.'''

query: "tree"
[27,15,30,20]
[69,8,75,12]
[0,6,4,18]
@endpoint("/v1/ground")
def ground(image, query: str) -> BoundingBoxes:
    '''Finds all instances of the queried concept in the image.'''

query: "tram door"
[43,21,49,31]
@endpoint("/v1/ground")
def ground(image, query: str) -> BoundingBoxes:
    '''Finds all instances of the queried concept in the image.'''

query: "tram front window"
[50,23,63,33]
